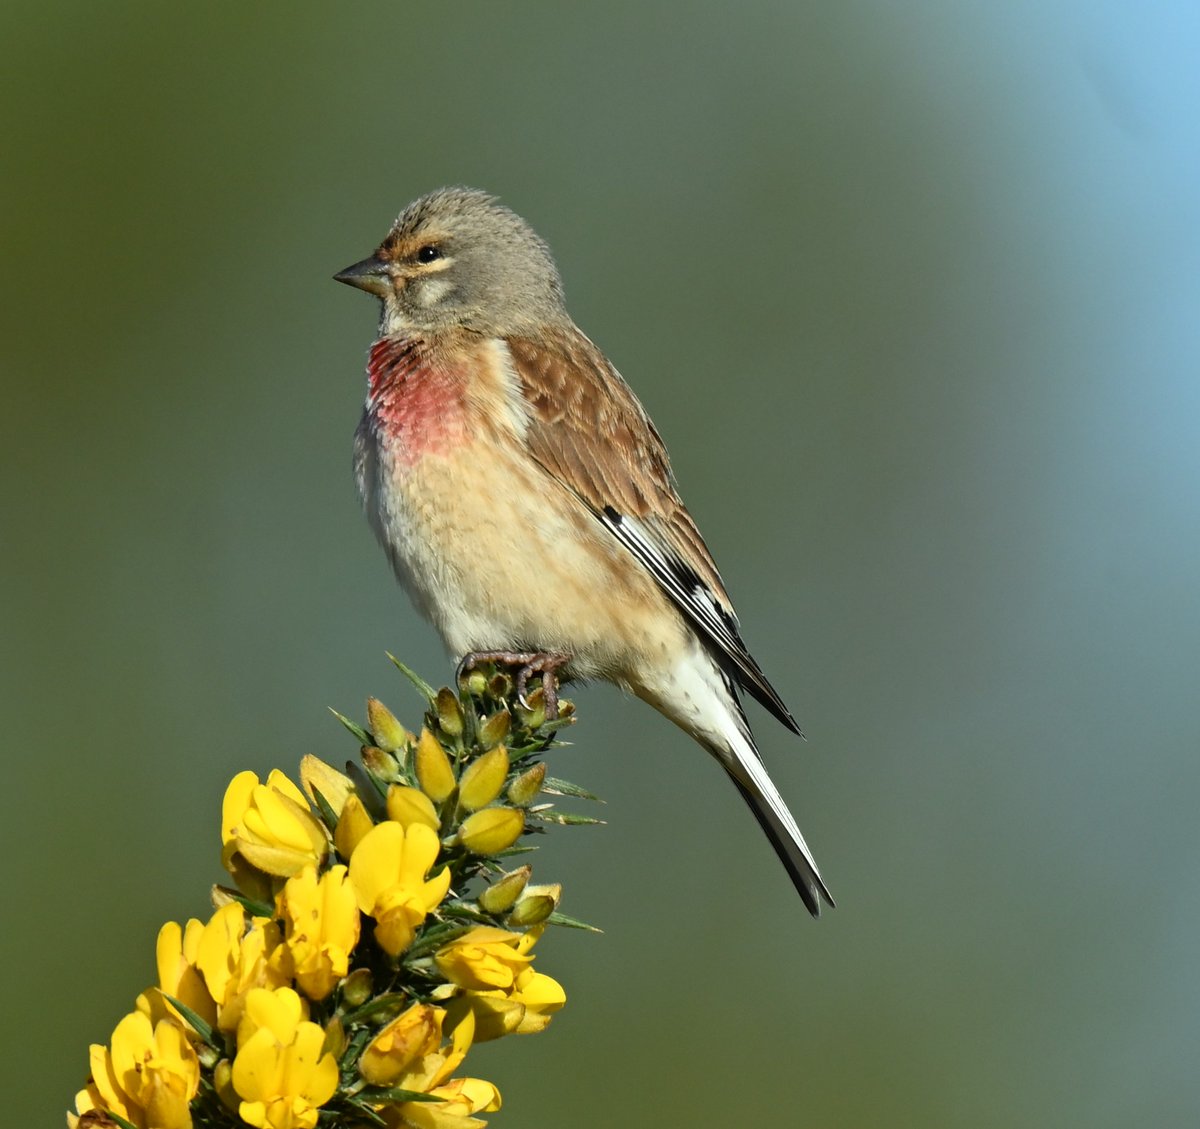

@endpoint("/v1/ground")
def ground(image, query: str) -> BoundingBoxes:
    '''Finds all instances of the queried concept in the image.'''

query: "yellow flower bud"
[341,967,373,1008]
[458,807,525,855]
[221,853,275,905]
[506,761,546,807]
[298,755,353,817]
[515,687,545,729]
[478,709,511,749]
[435,687,465,737]
[458,746,509,812]
[415,728,456,802]
[333,793,374,860]
[323,1016,346,1060]
[361,745,401,783]
[386,784,441,831]
[507,883,562,926]
[366,696,411,753]
[464,669,488,696]
[213,1058,239,1113]
[478,866,531,914]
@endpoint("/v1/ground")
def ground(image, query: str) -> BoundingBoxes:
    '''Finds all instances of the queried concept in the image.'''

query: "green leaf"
[531,810,605,826]
[340,1097,388,1125]
[329,706,372,745]
[405,921,472,959]
[99,1112,140,1129]
[387,653,437,701]
[440,902,493,923]
[345,760,388,820]
[339,1024,373,1070]
[545,909,603,933]
[542,776,602,802]
[340,991,413,1028]
[359,1086,443,1104]
[309,785,340,830]
[162,994,216,1047]
[225,891,274,918]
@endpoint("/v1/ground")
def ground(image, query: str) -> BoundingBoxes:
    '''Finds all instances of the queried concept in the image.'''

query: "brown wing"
[506,329,723,596]
[506,329,801,734]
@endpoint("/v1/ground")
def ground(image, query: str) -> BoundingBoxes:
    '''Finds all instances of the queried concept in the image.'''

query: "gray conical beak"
[334,254,390,297]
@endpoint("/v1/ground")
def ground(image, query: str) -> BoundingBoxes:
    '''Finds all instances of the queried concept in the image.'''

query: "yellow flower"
[434,928,531,991]
[223,769,328,878]
[278,864,361,1000]
[136,918,218,1032]
[358,1002,445,1086]
[503,965,566,1036]
[74,1011,199,1129]
[234,985,308,1050]
[348,822,451,956]
[440,928,565,1041]
[383,1076,502,1129]
[363,1008,500,1129]
[195,903,290,1031]
[231,987,338,1129]
[360,1003,471,1090]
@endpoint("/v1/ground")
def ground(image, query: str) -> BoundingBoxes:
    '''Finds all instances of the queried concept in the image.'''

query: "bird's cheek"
[412,276,455,309]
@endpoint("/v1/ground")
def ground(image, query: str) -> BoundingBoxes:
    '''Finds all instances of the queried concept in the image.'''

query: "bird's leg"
[458,650,572,719]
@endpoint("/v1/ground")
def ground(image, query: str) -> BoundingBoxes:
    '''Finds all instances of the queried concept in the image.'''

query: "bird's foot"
[458,650,572,719]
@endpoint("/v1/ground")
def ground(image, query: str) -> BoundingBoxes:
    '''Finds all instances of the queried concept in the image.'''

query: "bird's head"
[335,187,567,338]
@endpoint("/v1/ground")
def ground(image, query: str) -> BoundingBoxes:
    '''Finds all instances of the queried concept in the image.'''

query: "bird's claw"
[459,650,571,720]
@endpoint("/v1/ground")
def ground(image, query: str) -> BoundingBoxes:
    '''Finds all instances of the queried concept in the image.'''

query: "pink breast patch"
[366,337,469,465]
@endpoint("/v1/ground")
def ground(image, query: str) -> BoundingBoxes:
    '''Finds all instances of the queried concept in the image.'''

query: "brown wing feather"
[506,330,728,602]
[506,329,802,734]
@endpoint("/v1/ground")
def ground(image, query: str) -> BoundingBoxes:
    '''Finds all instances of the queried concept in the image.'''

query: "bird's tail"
[721,724,835,917]
[633,651,834,916]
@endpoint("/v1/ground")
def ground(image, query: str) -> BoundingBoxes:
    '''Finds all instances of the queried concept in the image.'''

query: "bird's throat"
[366,336,469,465]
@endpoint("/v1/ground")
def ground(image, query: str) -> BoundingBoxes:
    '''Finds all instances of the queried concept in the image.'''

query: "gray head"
[334,187,568,337]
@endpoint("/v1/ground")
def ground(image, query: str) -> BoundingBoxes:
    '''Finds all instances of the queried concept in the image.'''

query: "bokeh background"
[5,2,1200,1126]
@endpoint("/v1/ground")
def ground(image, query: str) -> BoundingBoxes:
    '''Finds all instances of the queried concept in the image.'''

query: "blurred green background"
[5,2,1199,1125]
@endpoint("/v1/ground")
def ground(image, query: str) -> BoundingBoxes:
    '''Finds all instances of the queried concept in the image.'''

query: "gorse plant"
[69,658,600,1129]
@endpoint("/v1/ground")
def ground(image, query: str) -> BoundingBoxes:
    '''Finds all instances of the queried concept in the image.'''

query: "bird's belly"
[361,429,682,680]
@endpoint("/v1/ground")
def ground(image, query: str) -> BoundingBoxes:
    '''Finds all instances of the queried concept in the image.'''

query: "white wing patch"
[598,506,801,734]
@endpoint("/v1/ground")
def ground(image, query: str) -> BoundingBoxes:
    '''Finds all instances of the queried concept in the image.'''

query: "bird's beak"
[334,254,391,297]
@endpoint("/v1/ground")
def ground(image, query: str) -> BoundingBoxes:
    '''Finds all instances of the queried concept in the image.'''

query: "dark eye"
[416,245,442,263]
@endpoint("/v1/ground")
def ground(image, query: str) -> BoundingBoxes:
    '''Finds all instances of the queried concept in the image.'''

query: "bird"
[335,187,834,915]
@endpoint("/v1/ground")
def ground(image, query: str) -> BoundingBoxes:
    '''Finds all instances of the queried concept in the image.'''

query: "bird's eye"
[416,245,442,264]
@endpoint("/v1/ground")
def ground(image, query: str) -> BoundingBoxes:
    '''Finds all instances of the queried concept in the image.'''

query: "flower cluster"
[70,660,600,1129]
